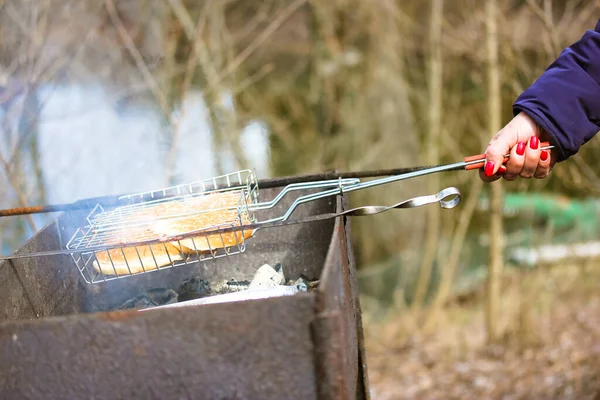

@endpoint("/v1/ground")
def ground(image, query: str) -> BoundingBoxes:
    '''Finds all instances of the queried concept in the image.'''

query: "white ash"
[248,263,286,289]
[141,285,302,311]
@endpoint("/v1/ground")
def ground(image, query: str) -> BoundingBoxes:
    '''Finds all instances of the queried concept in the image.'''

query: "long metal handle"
[261,164,465,223]
[260,142,554,222]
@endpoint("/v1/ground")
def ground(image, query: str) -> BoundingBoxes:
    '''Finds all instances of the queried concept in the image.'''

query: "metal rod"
[0,203,91,217]
[256,165,438,189]
[0,196,123,217]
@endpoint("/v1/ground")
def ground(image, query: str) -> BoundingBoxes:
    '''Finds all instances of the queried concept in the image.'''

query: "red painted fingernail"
[530,136,539,150]
[484,161,495,177]
[516,142,526,156]
[497,165,507,175]
[540,150,549,161]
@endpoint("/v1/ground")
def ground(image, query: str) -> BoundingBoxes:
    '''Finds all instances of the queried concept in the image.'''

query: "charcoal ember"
[177,292,203,302]
[177,276,212,302]
[177,276,250,301]
[307,278,320,291]
[146,288,179,305]
[248,263,286,289]
[211,279,250,294]
[287,275,319,292]
[292,277,308,292]
[118,288,178,310]
[178,276,211,296]
[119,296,156,310]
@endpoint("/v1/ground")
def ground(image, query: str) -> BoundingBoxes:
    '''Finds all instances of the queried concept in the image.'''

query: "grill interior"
[0,185,336,319]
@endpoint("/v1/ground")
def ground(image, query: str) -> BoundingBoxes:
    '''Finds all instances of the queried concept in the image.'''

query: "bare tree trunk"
[413,0,443,309]
[485,0,504,343]
[164,1,252,182]
[350,0,424,273]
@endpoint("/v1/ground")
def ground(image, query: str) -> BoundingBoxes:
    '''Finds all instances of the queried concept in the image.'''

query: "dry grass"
[363,262,600,399]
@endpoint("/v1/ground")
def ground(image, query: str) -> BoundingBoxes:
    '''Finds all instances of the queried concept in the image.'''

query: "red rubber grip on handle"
[464,141,550,171]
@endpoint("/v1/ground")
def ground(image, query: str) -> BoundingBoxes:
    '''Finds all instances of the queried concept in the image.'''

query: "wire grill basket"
[67,170,259,284]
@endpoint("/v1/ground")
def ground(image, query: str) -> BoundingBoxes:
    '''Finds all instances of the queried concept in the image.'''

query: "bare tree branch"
[204,0,307,94]
[163,5,209,185]
[165,0,195,38]
[485,0,504,343]
[413,0,444,310]
[104,0,170,115]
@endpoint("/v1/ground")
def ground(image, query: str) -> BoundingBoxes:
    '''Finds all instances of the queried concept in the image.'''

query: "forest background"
[2,0,600,397]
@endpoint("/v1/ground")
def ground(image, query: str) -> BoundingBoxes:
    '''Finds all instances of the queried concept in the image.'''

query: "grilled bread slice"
[150,191,256,254]
[93,242,183,275]
[91,190,254,275]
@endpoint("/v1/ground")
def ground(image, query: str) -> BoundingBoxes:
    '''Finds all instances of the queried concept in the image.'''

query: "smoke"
[36,83,269,204]
[37,83,164,204]
[33,83,269,203]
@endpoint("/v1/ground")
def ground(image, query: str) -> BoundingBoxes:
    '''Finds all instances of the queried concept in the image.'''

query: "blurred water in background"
[1,83,270,253]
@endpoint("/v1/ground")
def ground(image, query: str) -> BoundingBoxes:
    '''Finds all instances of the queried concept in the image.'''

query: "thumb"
[482,112,538,179]
[482,129,516,179]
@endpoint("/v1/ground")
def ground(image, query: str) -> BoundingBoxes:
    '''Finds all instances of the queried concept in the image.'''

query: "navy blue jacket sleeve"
[513,19,600,162]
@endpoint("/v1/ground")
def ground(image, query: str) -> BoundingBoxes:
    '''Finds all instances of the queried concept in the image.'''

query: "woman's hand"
[479,112,557,182]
